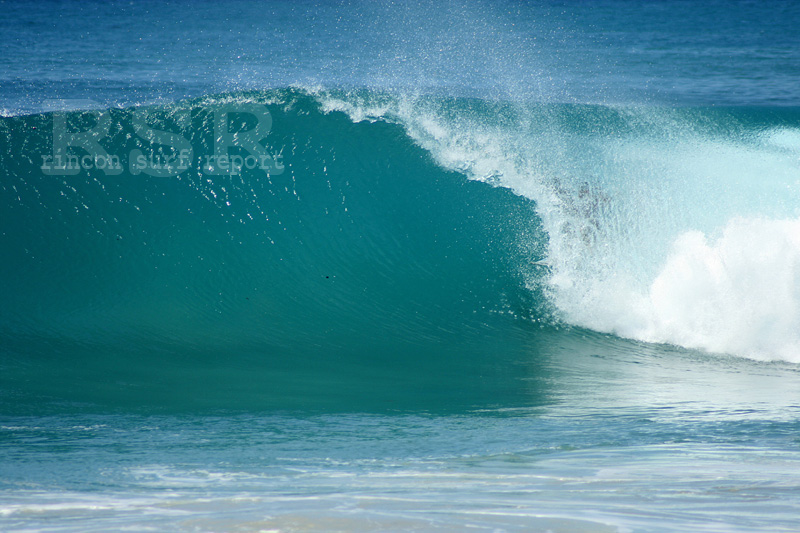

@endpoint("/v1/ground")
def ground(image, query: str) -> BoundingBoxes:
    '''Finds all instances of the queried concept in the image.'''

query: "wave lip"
[314,89,800,362]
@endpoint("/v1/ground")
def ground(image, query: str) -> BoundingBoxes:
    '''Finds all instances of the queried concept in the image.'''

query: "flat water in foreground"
[3,336,800,532]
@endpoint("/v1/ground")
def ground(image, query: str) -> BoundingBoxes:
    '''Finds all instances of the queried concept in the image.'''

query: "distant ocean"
[2,1,800,531]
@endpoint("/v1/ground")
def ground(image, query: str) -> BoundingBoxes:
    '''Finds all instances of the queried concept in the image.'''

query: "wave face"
[0,89,548,412]
[1,88,800,411]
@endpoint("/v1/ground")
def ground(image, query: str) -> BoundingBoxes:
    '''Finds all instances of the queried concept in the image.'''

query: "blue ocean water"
[2,0,800,531]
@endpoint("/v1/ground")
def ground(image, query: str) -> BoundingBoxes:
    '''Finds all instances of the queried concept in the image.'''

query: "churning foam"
[647,217,800,361]
[569,217,800,362]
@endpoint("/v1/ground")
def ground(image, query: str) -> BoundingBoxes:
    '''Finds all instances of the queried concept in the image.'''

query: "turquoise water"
[2,1,800,531]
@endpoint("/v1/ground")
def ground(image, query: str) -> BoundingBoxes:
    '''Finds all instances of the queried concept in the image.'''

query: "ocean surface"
[2,0,800,531]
